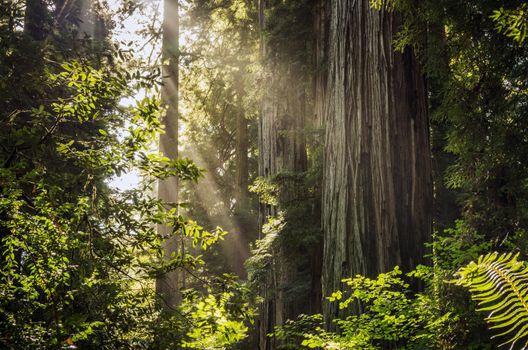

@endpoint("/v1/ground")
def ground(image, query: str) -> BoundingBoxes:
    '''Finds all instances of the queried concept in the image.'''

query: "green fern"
[454,252,528,349]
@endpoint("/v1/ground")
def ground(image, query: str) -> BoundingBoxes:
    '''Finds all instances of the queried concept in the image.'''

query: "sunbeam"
[182,145,251,278]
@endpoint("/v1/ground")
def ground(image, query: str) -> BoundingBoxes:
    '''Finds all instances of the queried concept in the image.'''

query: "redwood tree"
[255,1,320,348]
[321,0,432,322]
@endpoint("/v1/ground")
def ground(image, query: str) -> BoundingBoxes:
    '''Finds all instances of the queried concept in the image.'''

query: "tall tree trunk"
[235,71,249,212]
[156,0,180,310]
[257,65,309,350]
[230,68,251,279]
[321,0,432,324]
[256,1,313,348]
[313,0,328,132]
[309,0,329,318]
[233,27,253,260]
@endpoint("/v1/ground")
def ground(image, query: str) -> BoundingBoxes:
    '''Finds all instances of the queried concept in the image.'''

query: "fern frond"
[454,252,528,349]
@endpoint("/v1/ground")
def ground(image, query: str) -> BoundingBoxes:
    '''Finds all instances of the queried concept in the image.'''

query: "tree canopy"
[1,0,528,349]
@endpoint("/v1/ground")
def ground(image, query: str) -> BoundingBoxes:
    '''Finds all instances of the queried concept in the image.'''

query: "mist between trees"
[1,0,528,349]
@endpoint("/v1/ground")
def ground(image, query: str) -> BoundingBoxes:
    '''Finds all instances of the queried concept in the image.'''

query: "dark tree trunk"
[308,0,330,318]
[156,0,181,310]
[256,1,319,348]
[24,0,49,41]
[321,0,432,324]
[313,0,329,131]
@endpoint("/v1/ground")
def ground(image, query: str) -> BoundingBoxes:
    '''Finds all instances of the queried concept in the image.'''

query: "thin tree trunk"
[233,68,251,279]
[156,0,180,310]
[235,80,249,212]
[24,0,49,41]
[321,0,432,324]
[234,28,250,217]
[313,0,328,132]
[306,0,329,317]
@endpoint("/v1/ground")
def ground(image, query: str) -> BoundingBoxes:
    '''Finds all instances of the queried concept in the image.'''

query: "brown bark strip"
[256,1,314,348]
[321,0,432,323]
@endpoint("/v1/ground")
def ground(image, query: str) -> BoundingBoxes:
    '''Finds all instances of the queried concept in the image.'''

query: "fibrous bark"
[321,0,432,323]
[257,56,310,350]
[256,1,319,348]
[313,0,328,131]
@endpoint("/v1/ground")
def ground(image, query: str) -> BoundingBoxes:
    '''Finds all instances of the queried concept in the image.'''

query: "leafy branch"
[454,252,528,349]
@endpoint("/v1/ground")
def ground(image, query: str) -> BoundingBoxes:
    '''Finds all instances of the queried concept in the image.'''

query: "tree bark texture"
[321,0,432,323]
[257,61,309,350]
[258,0,320,350]
[156,0,181,310]
[313,0,328,131]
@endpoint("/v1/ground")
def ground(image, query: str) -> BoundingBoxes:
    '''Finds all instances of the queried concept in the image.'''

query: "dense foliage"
[275,267,452,350]
[454,252,528,349]
[266,0,528,349]
[2,0,528,349]
[178,0,260,278]
[0,0,254,348]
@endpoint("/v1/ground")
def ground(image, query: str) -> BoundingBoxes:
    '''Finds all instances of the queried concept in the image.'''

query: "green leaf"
[453,252,528,348]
